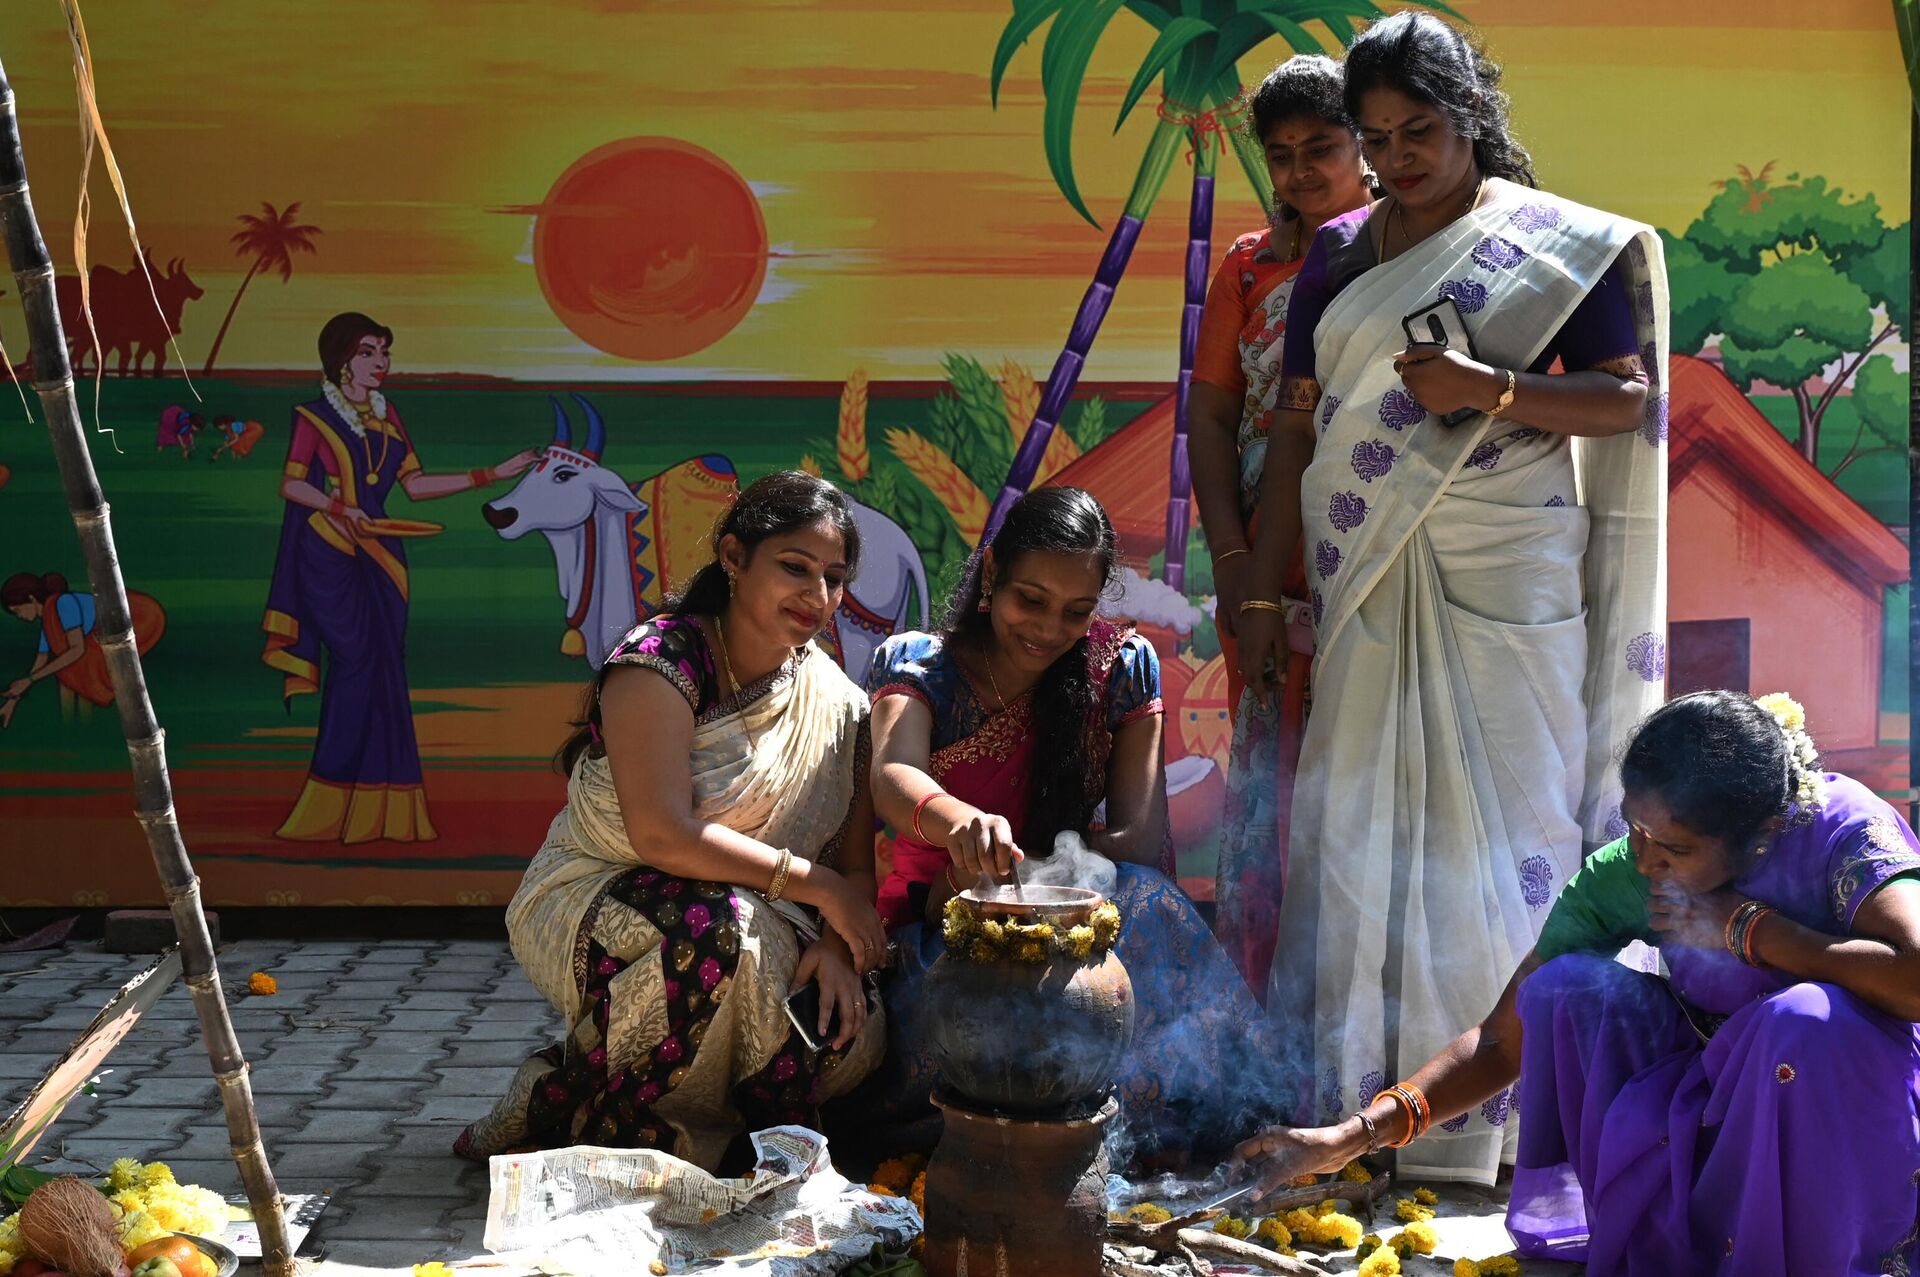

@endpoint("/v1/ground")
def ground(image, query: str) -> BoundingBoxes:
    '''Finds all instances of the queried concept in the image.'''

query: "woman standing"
[460,473,890,1168]
[1186,55,1376,991]
[1,571,165,728]
[1233,692,1920,1277]
[865,488,1291,1160]
[1235,13,1668,1182]
[260,312,535,845]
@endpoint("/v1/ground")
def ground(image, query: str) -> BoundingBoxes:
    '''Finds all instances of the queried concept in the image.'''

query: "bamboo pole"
[0,54,298,1277]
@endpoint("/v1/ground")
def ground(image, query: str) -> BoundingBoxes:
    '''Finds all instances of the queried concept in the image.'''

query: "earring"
[339,366,351,385]
[977,585,992,613]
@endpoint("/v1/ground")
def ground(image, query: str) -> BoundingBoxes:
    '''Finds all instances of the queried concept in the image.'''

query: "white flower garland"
[322,378,386,438]
[1755,692,1825,821]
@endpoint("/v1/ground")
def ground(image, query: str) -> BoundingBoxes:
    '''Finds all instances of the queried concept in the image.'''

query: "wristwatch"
[1487,368,1517,417]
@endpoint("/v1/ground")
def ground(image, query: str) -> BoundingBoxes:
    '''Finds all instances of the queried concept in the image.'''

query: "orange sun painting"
[533,137,768,361]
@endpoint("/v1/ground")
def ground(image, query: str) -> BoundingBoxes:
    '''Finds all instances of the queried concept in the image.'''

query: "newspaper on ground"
[482,1126,922,1275]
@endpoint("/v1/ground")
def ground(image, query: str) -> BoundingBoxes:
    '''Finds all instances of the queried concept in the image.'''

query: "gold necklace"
[714,613,786,750]
[1390,173,1487,253]
[350,398,392,485]
[982,649,1013,712]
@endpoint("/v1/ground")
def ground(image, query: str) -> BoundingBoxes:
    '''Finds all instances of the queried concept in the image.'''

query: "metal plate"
[176,1232,241,1277]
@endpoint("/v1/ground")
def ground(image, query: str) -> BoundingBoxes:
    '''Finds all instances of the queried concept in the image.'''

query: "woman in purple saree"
[1232,691,1920,1276]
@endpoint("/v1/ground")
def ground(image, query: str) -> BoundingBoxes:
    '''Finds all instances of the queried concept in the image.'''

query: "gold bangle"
[766,848,793,902]
[1212,547,1250,563]
[1237,599,1286,614]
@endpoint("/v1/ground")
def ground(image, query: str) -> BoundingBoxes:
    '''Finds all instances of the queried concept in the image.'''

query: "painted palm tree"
[201,201,321,374]
[985,0,1453,589]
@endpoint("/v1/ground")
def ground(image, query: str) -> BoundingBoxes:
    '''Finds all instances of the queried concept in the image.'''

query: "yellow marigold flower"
[119,1209,170,1251]
[1313,1198,1338,1216]
[1212,1215,1251,1240]
[1414,1186,1439,1206]
[1066,926,1095,958]
[909,1171,926,1215]
[979,920,1006,944]
[1015,942,1046,963]
[107,1157,146,1190]
[413,1264,455,1277]
[1396,1197,1436,1223]
[248,971,278,995]
[1316,1211,1363,1249]
[970,940,1000,963]
[1356,1233,1383,1260]
[872,1155,925,1191]
[0,1252,15,1277]
[1254,1217,1292,1249]
[1340,1160,1374,1183]
[1126,1203,1173,1225]
[139,1160,178,1187]
[1477,1257,1520,1276]
[1399,1221,1438,1255]
[111,1189,147,1215]
[1290,1174,1317,1188]
[1357,1248,1402,1277]
[1455,1260,1481,1277]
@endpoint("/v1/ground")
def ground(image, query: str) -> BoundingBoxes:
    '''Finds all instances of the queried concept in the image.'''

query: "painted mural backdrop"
[0,1,1908,906]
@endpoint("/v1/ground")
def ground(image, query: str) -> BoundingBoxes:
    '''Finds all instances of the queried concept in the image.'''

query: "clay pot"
[923,1094,1115,1277]
[920,886,1134,1116]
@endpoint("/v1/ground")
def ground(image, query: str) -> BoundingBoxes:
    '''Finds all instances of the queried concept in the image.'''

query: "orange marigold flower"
[247,972,278,996]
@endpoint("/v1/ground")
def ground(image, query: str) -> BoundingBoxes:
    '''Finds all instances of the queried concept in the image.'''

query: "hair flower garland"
[1755,692,1824,825]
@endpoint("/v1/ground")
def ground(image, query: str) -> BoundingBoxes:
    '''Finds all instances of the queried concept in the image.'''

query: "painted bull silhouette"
[483,395,929,676]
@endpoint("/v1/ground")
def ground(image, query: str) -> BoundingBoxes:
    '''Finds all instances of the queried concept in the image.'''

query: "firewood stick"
[1240,1171,1394,1220]
[1172,1231,1332,1277]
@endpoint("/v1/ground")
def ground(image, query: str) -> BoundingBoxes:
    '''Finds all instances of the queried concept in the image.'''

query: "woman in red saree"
[857,488,1292,1163]
[2,571,165,728]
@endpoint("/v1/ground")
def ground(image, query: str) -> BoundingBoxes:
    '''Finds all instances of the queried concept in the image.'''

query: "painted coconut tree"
[986,0,1454,590]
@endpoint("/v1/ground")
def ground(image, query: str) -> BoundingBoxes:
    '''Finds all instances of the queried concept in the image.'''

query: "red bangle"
[1743,906,1774,967]
[912,791,947,844]
[328,495,345,518]
[469,467,493,488]
[946,865,962,896]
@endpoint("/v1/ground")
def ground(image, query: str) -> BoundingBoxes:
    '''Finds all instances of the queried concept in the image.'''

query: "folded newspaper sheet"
[483,1126,922,1275]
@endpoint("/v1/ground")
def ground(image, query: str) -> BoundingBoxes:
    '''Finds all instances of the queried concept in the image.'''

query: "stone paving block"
[383,1010,471,1032]
[382,1123,475,1158]
[64,1106,197,1143]
[391,1096,494,1127]
[459,1018,555,1042]
[182,1091,312,1129]
[420,955,505,974]
[115,1075,219,1107]
[161,1127,248,1162]
[359,1029,461,1055]
[253,1141,384,1184]
[350,949,438,967]
[8,1028,100,1059]
[314,976,413,999]
[334,1052,449,1083]
[141,1157,243,1192]
[266,952,366,972]
[300,997,399,1021]
[391,991,480,1012]
[411,973,497,993]
[252,1037,364,1069]
[0,995,66,1019]
[311,1083,432,1111]
[247,1063,345,1095]
[469,999,561,1023]
[282,1108,414,1143]
[438,1040,540,1068]
[357,1158,490,1198]
[313,1194,466,1242]
[48,1134,180,1167]
[430,1066,519,1098]
[476,978,545,1003]
[440,940,509,955]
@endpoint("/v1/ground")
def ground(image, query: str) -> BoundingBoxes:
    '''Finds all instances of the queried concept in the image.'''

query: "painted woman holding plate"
[1232,14,1669,1183]
[260,312,535,844]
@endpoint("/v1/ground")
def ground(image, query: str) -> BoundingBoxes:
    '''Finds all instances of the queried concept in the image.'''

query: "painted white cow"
[483,395,929,678]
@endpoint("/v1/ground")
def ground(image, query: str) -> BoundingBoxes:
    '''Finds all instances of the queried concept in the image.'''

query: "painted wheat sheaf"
[998,358,1080,483]
[886,427,989,543]
[837,368,871,481]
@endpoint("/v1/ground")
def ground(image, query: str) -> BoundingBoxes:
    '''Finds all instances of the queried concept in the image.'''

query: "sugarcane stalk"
[985,114,1187,538]
[1163,130,1217,592]
[0,53,297,1277]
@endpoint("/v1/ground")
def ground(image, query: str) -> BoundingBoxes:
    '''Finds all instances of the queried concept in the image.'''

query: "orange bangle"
[1384,1083,1430,1147]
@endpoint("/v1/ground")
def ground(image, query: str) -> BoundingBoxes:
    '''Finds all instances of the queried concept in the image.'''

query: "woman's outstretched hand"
[1227,1122,1360,1203]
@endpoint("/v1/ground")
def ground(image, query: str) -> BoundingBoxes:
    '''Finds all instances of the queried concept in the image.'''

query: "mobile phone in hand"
[1400,296,1483,427]
[785,982,833,1053]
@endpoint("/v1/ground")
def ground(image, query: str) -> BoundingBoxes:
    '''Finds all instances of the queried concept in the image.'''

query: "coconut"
[18,1175,125,1277]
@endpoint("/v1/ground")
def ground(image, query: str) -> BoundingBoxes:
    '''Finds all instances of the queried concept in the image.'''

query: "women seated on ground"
[460,472,890,1170]
[1232,691,1920,1277]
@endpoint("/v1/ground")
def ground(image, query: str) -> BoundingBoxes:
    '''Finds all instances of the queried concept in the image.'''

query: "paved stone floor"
[1,939,1572,1275]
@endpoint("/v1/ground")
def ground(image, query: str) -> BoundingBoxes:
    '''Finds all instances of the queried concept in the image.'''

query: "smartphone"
[784,983,833,1053]
[1400,297,1482,427]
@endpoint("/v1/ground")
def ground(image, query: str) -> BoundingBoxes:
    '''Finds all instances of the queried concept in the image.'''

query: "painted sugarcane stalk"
[1163,129,1219,591]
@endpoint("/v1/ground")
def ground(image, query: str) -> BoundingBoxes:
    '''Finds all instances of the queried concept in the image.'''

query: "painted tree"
[200,201,321,374]
[983,0,1453,590]
[1664,169,1910,468]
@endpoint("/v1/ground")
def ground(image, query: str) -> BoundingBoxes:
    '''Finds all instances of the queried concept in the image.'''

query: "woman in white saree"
[459,472,890,1170]
[1234,13,1669,1183]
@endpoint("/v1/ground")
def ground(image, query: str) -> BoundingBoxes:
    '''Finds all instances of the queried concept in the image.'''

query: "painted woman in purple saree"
[261,312,534,845]
[1230,691,1920,1277]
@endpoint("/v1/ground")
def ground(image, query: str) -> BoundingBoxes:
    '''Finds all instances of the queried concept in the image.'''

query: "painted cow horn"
[548,396,572,449]
[573,393,605,461]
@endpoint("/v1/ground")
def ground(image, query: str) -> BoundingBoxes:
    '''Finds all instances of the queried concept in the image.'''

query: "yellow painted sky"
[0,0,1907,380]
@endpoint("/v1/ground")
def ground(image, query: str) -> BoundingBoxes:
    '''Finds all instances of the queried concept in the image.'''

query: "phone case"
[1400,297,1482,427]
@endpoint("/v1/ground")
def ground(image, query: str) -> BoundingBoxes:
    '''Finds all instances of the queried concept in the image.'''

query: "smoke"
[1019,830,1118,899]
[1099,567,1205,635]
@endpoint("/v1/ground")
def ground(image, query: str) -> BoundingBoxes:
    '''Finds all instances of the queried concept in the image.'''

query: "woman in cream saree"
[460,474,889,1170]
[1238,14,1669,1184]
